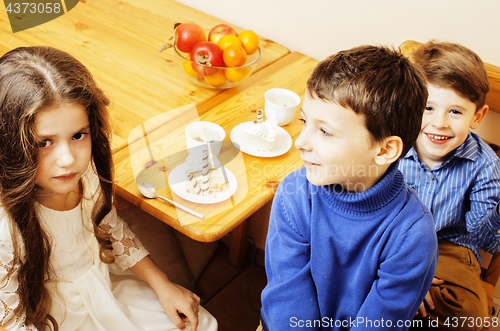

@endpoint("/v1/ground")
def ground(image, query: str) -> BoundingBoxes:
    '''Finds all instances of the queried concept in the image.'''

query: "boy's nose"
[431,111,448,129]
[295,129,311,152]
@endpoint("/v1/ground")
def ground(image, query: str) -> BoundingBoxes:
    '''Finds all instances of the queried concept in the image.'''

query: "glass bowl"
[174,40,261,90]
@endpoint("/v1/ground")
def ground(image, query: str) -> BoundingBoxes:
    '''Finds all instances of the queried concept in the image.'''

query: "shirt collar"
[451,132,480,162]
[404,147,419,161]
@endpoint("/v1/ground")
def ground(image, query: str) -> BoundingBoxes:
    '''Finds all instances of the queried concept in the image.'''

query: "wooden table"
[0,0,289,152]
[0,0,316,266]
[114,51,319,265]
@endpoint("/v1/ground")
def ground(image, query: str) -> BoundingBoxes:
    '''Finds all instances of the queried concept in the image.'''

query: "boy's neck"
[342,163,393,193]
[420,158,445,170]
[414,145,454,170]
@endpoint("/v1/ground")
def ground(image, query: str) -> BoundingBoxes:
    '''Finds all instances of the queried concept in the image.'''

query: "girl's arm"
[1,221,38,331]
[129,256,200,331]
[99,207,200,330]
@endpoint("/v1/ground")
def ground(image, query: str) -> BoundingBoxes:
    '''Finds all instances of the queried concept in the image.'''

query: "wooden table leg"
[228,221,249,268]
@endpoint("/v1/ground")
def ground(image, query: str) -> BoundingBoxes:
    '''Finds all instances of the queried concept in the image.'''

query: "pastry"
[186,167,227,196]
[183,149,227,197]
[242,109,278,152]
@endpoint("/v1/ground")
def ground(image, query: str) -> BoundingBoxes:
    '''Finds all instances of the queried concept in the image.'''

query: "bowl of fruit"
[173,22,261,89]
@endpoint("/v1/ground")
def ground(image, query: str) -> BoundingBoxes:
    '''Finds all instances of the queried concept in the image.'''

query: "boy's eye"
[320,128,332,136]
[425,106,433,111]
[450,109,462,115]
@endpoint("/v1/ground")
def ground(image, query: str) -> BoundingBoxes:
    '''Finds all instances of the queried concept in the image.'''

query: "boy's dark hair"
[307,45,428,157]
[408,40,489,112]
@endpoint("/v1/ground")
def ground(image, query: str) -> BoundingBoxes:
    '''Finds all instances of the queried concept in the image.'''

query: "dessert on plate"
[242,109,278,152]
[184,150,227,197]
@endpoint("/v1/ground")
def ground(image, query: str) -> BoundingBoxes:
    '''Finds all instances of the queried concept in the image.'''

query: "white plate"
[168,164,238,204]
[230,122,293,157]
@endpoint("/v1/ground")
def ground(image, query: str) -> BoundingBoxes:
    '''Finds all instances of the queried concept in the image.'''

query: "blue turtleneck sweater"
[261,164,438,330]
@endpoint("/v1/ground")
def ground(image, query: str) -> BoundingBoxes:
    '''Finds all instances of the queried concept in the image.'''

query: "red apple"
[175,22,206,53]
[208,24,238,45]
[190,41,224,76]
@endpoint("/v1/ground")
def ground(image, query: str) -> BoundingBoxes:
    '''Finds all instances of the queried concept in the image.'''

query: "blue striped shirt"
[399,132,500,263]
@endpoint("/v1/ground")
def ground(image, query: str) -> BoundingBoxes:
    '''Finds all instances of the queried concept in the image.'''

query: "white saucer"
[230,122,293,157]
[168,164,238,204]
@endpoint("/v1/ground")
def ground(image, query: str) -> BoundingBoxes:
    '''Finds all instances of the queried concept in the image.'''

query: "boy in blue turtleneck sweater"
[260,46,439,331]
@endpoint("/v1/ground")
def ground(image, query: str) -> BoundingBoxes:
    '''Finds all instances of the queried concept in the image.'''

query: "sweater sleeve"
[260,181,320,330]
[353,201,438,330]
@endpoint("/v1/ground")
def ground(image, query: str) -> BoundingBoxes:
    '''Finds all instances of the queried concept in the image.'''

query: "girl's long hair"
[0,46,115,330]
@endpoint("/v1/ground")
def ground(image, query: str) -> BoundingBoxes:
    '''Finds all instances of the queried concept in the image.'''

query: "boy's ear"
[374,136,403,165]
[470,104,489,130]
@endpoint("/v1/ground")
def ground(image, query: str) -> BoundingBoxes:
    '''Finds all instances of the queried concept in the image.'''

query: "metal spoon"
[138,183,204,219]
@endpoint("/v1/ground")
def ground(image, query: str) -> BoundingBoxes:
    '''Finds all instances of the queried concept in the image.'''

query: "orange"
[223,44,247,67]
[217,35,242,52]
[225,66,250,82]
[183,55,201,77]
[204,69,226,86]
[238,30,259,55]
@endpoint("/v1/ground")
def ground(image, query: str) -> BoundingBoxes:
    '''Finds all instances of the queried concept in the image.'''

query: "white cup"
[185,121,226,158]
[264,88,301,126]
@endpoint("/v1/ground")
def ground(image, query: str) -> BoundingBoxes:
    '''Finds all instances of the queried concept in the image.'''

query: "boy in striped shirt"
[399,41,500,330]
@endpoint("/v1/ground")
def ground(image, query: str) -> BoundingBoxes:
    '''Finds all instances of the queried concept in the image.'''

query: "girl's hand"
[157,281,200,331]
[129,256,201,331]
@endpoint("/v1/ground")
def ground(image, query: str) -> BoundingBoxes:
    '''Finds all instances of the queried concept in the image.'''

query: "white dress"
[0,171,217,331]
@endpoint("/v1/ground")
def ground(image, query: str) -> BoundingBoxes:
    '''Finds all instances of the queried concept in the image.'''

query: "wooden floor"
[196,243,266,331]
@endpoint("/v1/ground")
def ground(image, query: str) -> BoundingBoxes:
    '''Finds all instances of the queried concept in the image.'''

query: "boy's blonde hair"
[409,41,490,112]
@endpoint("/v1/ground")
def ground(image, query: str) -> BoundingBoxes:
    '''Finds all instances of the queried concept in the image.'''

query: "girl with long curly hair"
[0,46,217,331]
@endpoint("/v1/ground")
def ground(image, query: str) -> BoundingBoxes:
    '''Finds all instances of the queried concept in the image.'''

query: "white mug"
[185,121,226,158]
[264,88,301,126]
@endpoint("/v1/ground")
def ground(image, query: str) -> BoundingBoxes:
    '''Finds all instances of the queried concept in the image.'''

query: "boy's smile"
[295,93,385,191]
[415,84,488,169]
